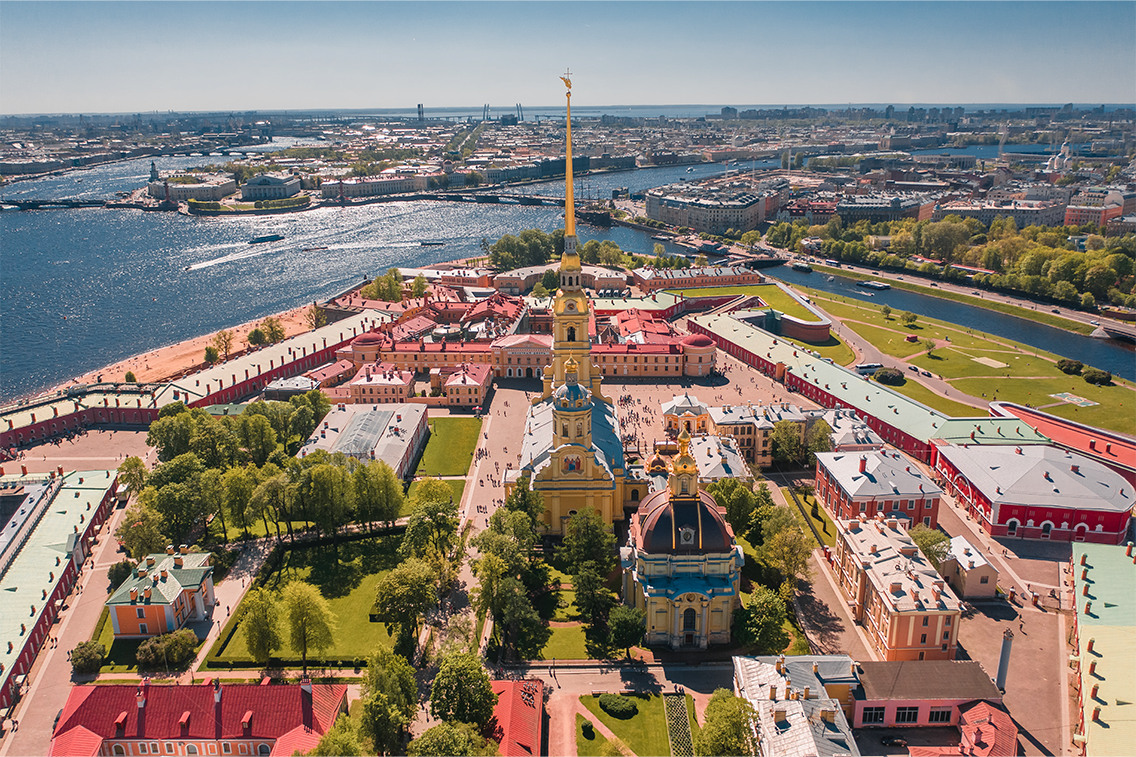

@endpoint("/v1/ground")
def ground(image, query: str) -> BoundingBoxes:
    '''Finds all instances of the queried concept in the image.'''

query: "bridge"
[2,198,106,210]
[1098,320,1136,343]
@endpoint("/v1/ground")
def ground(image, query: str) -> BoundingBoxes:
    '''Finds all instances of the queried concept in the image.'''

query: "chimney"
[301,677,312,695]
[803,685,811,700]
[166,545,175,555]
[1089,661,1097,676]
[1126,543,1133,558]
[143,587,151,600]
[768,685,777,700]
[1089,439,1096,450]
[891,581,902,593]
[160,569,167,581]
[1093,706,1101,722]
[180,544,188,555]
[1087,638,1095,653]
[174,555,183,568]
[138,566,148,578]
[812,661,819,675]
[774,708,787,724]
[859,456,867,473]
[821,709,836,723]
[146,556,155,568]
[1091,684,1099,699]
[1071,464,1080,474]
[130,588,138,601]
[214,678,222,704]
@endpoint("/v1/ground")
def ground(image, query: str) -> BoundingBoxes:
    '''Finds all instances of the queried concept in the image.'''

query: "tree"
[411,274,429,298]
[239,413,278,466]
[204,345,220,364]
[706,478,757,537]
[608,606,645,658]
[115,497,168,561]
[921,338,937,357]
[695,689,758,756]
[136,628,198,668]
[124,370,137,383]
[557,508,616,576]
[881,304,892,320]
[212,329,234,360]
[247,328,267,347]
[531,282,549,298]
[354,459,405,530]
[900,311,918,327]
[732,587,789,653]
[361,647,419,755]
[117,456,148,496]
[222,466,256,539]
[261,316,286,343]
[402,489,460,571]
[806,419,833,464]
[763,525,814,587]
[1081,291,1097,310]
[107,560,136,590]
[301,462,356,541]
[282,582,337,674]
[408,722,498,757]
[305,304,327,331]
[373,558,438,643]
[240,588,282,664]
[908,524,951,569]
[769,420,804,465]
[540,267,560,292]
[574,562,615,626]
[429,652,498,728]
[308,714,362,757]
[70,641,106,675]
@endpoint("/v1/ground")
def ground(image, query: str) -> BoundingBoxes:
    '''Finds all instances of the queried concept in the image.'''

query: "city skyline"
[1,1,1134,116]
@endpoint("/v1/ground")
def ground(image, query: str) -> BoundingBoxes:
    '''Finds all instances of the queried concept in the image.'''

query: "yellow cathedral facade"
[503,73,647,534]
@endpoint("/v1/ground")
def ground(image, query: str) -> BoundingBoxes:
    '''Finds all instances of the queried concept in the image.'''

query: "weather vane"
[560,70,572,90]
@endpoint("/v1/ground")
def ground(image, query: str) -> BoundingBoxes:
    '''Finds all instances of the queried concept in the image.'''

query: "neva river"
[0,153,733,400]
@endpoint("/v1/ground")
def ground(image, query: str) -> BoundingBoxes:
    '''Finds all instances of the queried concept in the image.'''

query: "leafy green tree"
[115,496,168,560]
[408,722,498,757]
[300,462,356,541]
[769,420,803,465]
[282,582,337,674]
[361,646,419,755]
[117,456,148,496]
[189,416,238,470]
[373,558,438,644]
[241,588,282,664]
[354,459,405,530]
[411,274,429,298]
[920,220,971,262]
[204,345,220,365]
[574,562,616,626]
[261,316,286,343]
[106,560,136,590]
[124,371,137,383]
[222,466,256,539]
[763,525,814,587]
[247,328,267,347]
[706,478,757,537]
[429,652,498,727]
[402,493,460,566]
[237,413,278,466]
[695,689,758,756]
[540,267,560,292]
[146,411,197,462]
[922,338,937,357]
[305,305,327,331]
[732,587,789,653]
[70,641,106,675]
[557,508,616,576]
[909,524,951,569]
[211,329,234,360]
[308,714,362,757]
[900,311,918,327]
[881,304,892,320]
[608,606,645,657]
[806,419,833,464]
[531,282,549,298]
[494,577,550,661]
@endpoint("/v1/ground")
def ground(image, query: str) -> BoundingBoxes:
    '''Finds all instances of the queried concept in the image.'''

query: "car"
[881,736,908,747]
[909,365,918,371]
[921,370,933,377]
[1052,308,1061,313]
[1090,320,1100,326]
[930,282,938,287]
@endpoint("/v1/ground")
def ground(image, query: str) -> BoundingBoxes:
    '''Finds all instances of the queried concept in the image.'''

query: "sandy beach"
[55,305,313,391]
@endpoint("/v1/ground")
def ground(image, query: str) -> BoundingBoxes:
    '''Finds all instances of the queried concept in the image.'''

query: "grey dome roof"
[638,489,732,555]
[554,381,592,407]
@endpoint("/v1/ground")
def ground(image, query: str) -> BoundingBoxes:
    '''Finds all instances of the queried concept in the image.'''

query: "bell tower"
[669,428,700,499]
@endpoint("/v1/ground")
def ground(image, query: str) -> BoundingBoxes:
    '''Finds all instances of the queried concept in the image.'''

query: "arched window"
[187,746,199,755]
[681,479,689,494]
[258,746,271,756]
[1006,519,1019,536]
[562,423,568,438]
[113,747,125,756]
[576,422,583,438]
[631,489,640,501]
[1041,521,1053,539]
[567,326,576,342]
[683,608,697,631]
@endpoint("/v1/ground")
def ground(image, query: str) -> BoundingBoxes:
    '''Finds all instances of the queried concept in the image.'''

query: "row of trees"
[362,268,428,302]
[203,314,289,364]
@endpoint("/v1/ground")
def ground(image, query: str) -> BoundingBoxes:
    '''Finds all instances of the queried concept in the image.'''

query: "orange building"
[107,547,214,638]
[831,515,961,661]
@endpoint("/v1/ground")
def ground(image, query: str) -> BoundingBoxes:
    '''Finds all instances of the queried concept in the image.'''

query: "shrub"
[71,641,106,675]
[1083,368,1112,386]
[598,693,638,719]
[872,367,906,386]
[1057,359,1084,375]
[136,628,198,669]
[124,371,137,383]
[107,560,136,590]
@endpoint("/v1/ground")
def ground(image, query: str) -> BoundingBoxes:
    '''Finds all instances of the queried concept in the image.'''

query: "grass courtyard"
[415,417,483,477]
[580,694,674,757]
[671,284,821,322]
[576,713,615,757]
[206,534,402,668]
[406,478,465,515]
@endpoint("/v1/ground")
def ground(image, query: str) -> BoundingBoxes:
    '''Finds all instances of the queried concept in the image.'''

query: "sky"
[1,1,1133,116]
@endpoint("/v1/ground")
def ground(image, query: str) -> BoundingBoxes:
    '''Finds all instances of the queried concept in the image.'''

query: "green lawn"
[540,625,589,660]
[576,714,615,757]
[670,284,821,322]
[91,607,141,674]
[209,535,403,667]
[791,491,836,549]
[406,479,465,514]
[910,348,1058,381]
[808,264,1096,336]
[581,694,671,757]
[214,518,311,543]
[415,417,483,477]
[950,376,1135,435]
[839,320,927,359]
[883,378,988,418]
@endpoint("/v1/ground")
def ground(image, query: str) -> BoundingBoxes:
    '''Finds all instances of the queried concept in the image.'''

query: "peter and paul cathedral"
[505,73,645,535]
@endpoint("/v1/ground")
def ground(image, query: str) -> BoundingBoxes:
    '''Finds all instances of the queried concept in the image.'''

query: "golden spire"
[561,70,576,243]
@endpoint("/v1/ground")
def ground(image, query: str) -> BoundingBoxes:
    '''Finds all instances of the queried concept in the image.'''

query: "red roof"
[51,682,346,750]
[486,680,544,757]
[49,725,103,757]
[958,701,1018,756]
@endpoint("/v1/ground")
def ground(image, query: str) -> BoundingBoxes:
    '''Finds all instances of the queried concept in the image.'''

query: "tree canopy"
[429,652,498,727]
[695,689,758,756]
[282,582,337,673]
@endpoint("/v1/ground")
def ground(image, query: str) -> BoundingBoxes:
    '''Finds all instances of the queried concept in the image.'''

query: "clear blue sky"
[1,1,1133,115]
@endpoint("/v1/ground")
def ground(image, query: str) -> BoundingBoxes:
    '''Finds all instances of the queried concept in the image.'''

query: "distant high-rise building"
[721,106,738,119]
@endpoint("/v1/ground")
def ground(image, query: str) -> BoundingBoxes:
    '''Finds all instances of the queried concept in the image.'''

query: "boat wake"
[185,243,285,271]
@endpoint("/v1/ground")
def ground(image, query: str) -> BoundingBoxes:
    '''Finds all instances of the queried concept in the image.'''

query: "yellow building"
[505,74,646,534]
[620,430,743,649]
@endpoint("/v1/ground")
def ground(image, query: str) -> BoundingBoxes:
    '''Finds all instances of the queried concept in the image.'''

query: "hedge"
[598,693,638,719]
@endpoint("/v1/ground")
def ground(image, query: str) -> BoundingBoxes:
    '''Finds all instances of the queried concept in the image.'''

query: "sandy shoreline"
[51,305,313,393]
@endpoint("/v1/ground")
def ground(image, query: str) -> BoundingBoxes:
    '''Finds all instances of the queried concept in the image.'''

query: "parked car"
[881,736,908,747]
[921,370,933,377]
[908,365,918,371]
[1090,320,1100,326]
[1052,308,1061,313]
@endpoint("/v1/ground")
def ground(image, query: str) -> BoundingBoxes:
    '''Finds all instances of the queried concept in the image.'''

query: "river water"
[2,148,1130,401]
[769,267,1134,381]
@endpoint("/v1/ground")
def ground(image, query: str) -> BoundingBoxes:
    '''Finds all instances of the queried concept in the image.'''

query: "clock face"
[566,301,576,312]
